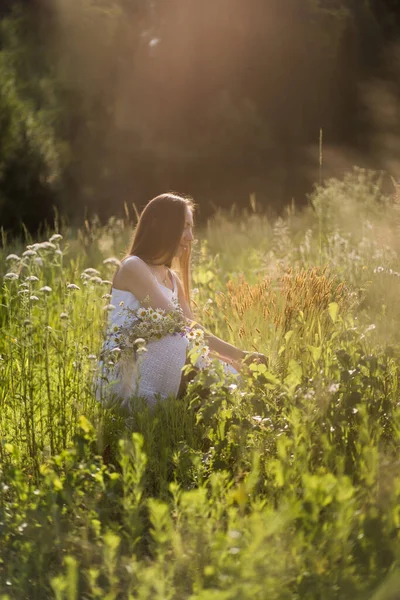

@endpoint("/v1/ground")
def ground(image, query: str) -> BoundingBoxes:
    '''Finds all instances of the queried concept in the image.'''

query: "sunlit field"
[1,169,400,599]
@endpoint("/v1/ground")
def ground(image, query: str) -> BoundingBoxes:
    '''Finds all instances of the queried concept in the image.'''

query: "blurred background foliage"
[1,0,400,233]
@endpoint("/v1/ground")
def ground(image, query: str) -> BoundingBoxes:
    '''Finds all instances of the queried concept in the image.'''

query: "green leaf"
[78,415,93,434]
[308,345,322,362]
[284,359,303,391]
[328,302,339,323]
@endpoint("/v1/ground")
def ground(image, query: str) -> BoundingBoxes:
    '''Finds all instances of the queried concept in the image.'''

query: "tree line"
[1,0,400,233]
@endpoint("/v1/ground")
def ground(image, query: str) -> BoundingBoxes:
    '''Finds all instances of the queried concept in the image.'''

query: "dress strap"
[168,269,178,295]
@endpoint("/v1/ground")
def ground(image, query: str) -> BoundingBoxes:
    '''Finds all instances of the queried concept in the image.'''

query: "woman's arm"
[175,273,262,366]
[113,257,176,312]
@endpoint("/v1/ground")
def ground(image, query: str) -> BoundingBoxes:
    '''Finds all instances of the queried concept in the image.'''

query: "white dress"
[96,273,189,408]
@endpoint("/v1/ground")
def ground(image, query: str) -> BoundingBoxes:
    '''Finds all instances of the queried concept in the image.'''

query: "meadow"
[1,168,400,599]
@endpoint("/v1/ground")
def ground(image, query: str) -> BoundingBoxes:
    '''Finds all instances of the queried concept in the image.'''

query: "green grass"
[1,168,400,599]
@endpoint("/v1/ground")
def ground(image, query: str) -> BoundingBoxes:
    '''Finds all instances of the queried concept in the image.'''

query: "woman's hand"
[242,351,268,368]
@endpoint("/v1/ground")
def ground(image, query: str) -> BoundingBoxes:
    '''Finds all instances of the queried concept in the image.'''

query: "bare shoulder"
[114,256,152,289]
[119,256,148,276]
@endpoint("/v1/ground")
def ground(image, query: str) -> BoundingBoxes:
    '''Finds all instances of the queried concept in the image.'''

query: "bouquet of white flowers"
[108,300,211,369]
[110,300,184,355]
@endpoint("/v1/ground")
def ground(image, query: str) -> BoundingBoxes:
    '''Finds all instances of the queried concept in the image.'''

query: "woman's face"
[175,206,194,257]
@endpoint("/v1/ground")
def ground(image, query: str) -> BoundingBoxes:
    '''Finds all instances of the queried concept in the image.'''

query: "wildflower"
[67,283,80,291]
[328,383,340,394]
[137,308,148,318]
[30,295,39,302]
[103,304,116,312]
[103,257,121,267]
[55,249,63,256]
[40,286,52,293]
[5,254,20,261]
[229,530,241,539]
[83,268,100,276]
[101,279,113,285]
[90,276,103,285]
[18,289,29,296]
[22,250,37,257]
[119,301,124,307]
[4,273,19,281]
[49,234,63,243]
[60,312,69,320]
[39,241,56,250]
[34,257,44,266]
[102,293,112,300]
[134,338,146,347]
[88,354,97,361]
[25,275,39,282]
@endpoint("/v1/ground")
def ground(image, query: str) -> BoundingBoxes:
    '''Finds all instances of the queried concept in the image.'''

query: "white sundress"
[96,273,189,409]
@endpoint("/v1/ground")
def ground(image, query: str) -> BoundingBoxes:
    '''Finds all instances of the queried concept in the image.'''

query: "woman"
[97,193,265,408]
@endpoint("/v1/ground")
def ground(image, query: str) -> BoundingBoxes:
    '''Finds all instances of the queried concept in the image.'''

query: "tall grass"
[1,169,400,599]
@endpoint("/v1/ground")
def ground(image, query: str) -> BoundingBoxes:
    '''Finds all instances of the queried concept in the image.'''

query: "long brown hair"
[127,193,194,303]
